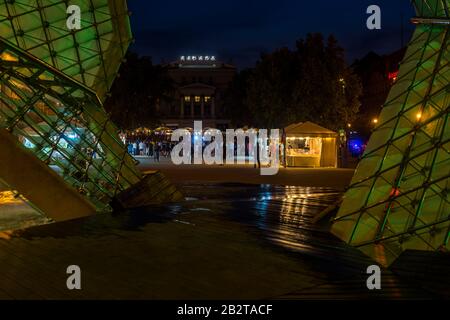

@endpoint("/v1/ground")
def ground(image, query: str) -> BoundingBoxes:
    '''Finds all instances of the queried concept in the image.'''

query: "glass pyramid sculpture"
[331,0,449,267]
[1,1,183,220]
[0,38,141,212]
[0,0,132,101]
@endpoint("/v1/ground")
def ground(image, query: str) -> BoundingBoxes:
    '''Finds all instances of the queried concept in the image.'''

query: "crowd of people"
[126,139,175,161]
[121,129,274,167]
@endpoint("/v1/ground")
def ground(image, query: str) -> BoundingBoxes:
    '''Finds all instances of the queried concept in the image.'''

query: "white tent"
[284,121,338,168]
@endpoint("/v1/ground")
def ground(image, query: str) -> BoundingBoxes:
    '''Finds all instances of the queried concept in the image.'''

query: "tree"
[241,34,362,130]
[247,47,300,128]
[223,68,253,127]
[104,52,175,130]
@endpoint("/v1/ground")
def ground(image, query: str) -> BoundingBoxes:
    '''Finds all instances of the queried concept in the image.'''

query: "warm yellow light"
[0,191,21,205]
[372,118,378,124]
[416,112,422,120]
[0,52,18,62]
[195,96,201,103]
[347,123,352,128]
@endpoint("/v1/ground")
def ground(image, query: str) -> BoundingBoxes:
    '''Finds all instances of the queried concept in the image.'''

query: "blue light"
[23,138,35,149]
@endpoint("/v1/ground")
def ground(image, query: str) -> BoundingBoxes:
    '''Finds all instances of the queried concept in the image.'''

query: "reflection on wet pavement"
[0,183,379,268]
[6,183,358,268]
[177,184,344,257]
[166,184,385,278]
[61,182,370,286]
[1,182,447,299]
[0,191,49,232]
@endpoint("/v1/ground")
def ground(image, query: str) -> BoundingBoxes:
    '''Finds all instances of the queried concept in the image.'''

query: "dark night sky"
[127,0,416,69]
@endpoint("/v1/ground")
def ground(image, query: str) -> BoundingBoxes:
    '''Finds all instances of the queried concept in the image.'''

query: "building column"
[190,98,194,118]
[201,96,205,118]
[211,96,215,118]
[155,98,160,112]
[180,96,184,118]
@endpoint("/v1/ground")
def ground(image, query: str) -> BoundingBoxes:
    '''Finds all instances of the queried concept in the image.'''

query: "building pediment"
[179,83,216,95]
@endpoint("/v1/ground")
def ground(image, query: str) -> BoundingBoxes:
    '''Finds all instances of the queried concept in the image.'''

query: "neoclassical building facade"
[159,56,236,130]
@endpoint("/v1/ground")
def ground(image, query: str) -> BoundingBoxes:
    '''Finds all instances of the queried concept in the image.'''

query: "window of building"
[184,96,191,102]
[195,96,201,103]
[204,96,211,103]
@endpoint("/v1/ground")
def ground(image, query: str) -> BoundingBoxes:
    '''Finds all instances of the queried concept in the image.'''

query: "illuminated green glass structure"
[0,0,131,101]
[0,1,182,221]
[332,0,449,267]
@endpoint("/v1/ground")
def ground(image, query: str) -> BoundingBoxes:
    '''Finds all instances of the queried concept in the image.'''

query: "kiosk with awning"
[284,121,338,168]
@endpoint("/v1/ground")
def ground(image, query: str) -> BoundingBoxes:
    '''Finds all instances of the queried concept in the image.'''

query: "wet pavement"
[0,183,448,299]
[0,191,49,232]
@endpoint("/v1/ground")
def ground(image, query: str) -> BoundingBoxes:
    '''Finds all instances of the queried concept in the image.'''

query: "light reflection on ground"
[0,191,48,231]
[1,183,447,299]
[1,183,343,256]
[171,183,348,261]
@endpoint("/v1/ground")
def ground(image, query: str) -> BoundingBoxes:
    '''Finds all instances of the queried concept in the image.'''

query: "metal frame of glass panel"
[0,0,139,214]
[0,0,132,101]
[0,37,141,212]
[331,0,449,266]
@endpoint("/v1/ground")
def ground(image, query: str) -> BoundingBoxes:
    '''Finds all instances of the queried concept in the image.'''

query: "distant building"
[158,55,236,130]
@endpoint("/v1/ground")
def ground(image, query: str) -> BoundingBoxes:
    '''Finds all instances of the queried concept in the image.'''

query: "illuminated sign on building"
[180,55,216,62]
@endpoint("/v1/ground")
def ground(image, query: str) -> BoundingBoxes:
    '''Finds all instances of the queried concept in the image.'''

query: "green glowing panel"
[0,1,181,219]
[0,0,132,101]
[331,0,450,267]
[414,0,449,17]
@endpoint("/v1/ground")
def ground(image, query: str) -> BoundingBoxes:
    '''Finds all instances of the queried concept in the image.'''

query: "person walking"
[144,141,148,156]
[132,141,138,156]
[154,143,160,162]
[127,142,133,155]
[139,140,145,156]
[149,142,154,157]
[254,139,261,169]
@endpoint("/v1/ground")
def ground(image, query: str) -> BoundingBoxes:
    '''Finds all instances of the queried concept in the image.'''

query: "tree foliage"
[104,52,175,130]
[222,68,253,127]
[225,34,362,130]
